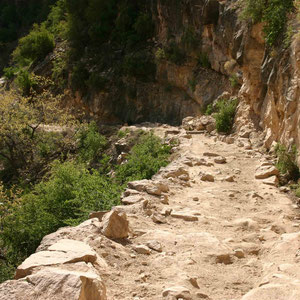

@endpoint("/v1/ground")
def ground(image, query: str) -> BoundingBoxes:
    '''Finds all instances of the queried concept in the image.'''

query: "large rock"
[255,165,279,179]
[0,267,107,300]
[15,239,98,279]
[101,209,129,239]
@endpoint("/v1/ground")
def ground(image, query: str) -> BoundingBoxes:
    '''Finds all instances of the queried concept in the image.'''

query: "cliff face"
[79,0,300,155]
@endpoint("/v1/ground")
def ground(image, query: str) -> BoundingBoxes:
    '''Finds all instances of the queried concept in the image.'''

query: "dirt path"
[103,129,300,300]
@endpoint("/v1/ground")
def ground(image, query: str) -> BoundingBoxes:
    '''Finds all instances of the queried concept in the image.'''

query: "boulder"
[101,209,129,239]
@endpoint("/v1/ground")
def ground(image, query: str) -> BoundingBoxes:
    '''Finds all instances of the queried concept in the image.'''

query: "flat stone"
[133,245,151,255]
[214,156,227,164]
[255,166,279,179]
[122,195,144,205]
[151,213,166,224]
[146,240,162,252]
[171,211,198,222]
[203,152,219,157]
[262,175,279,186]
[15,239,97,279]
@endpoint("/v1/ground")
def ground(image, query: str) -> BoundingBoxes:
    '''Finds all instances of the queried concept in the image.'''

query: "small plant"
[197,52,210,68]
[205,104,214,115]
[117,128,130,138]
[164,41,186,65]
[275,144,300,181]
[214,98,238,134]
[155,48,166,60]
[3,67,18,80]
[229,74,239,88]
[16,70,36,95]
[181,26,198,49]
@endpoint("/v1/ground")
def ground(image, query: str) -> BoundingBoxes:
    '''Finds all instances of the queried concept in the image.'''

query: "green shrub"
[70,63,89,92]
[204,104,213,115]
[164,42,186,65]
[16,70,36,95]
[133,13,153,41]
[241,0,294,46]
[155,48,166,60]
[12,24,55,66]
[123,52,156,79]
[214,98,238,134]
[118,128,130,138]
[0,161,121,264]
[181,26,198,49]
[229,74,239,88]
[197,52,210,68]
[275,144,300,181]
[77,122,107,163]
[115,132,171,184]
[3,67,17,80]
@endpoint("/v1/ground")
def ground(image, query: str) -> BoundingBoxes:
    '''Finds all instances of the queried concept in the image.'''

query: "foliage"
[275,144,300,181]
[12,24,55,67]
[115,132,171,184]
[181,26,198,49]
[204,104,214,115]
[214,98,238,134]
[16,70,36,95]
[123,52,156,79]
[76,122,107,164]
[0,161,121,274]
[197,52,211,68]
[155,48,166,60]
[240,0,295,46]
[3,67,17,80]
[118,128,130,138]
[0,85,76,185]
[229,74,239,88]
[164,42,186,65]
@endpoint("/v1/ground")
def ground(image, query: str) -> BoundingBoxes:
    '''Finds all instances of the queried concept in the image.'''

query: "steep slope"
[1,123,299,299]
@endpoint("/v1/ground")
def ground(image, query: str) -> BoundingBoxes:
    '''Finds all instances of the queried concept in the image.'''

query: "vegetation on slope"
[0,83,172,283]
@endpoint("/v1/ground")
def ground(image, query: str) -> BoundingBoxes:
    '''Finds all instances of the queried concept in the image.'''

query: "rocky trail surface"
[1,123,300,300]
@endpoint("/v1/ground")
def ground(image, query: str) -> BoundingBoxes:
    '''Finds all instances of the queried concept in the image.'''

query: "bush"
[181,26,198,49]
[77,122,107,163]
[16,69,36,95]
[123,51,156,79]
[197,52,210,68]
[229,74,239,88]
[214,98,238,134]
[12,24,55,66]
[133,13,153,41]
[115,132,171,184]
[164,42,186,65]
[0,161,121,268]
[241,0,294,46]
[275,144,300,181]
[204,104,213,115]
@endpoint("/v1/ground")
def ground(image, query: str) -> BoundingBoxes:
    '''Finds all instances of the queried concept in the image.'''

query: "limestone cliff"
[74,0,300,155]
